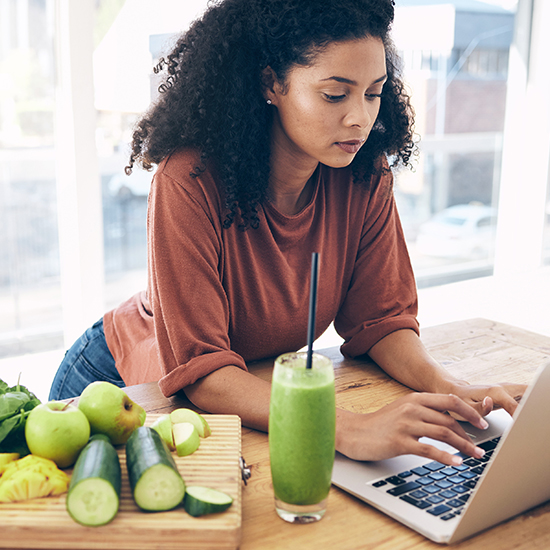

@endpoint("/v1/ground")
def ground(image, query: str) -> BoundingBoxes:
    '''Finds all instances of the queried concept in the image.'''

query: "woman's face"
[267,36,387,171]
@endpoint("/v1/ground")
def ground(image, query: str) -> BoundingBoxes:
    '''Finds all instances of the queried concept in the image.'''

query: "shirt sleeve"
[334,166,419,357]
[147,155,248,397]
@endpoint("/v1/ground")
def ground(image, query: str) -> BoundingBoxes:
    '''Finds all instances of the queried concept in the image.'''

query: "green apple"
[25,402,90,468]
[150,414,175,451]
[170,408,211,438]
[77,381,146,445]
[172,422,200,457]
[151,409,210,456]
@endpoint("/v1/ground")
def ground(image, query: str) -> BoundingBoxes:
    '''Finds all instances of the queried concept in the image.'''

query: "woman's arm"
[183,362,497,465]
[367,328,526,417]
[184,366,271,432]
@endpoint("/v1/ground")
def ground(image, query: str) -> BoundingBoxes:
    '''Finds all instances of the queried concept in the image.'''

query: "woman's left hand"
[368,329,528,421]
[447,381,527,419]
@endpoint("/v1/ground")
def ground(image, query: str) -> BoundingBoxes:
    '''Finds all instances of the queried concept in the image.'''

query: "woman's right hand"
[336,392,489,465]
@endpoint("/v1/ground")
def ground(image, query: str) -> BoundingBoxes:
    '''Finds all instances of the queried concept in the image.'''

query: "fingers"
[410,401,471,441]
[403,384,526,464]
[415,420,485,463]
[456,383,527,418]
[408,395,487,462]
[342,386,525,464]
[481,396,493,416]
[492,384,526,416]
[414,393,489,431]
[411,440,479,467]
[458,395,493,418]
[382,394,486,465]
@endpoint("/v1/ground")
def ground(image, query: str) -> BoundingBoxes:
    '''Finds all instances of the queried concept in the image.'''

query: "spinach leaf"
[0,392,31,421]
[0,376,41,453]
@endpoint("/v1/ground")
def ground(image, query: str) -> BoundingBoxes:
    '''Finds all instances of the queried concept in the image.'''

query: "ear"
[261,66,279,105]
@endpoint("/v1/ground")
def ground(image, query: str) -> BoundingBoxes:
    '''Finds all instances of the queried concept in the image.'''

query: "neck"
[269,171,316,216]
[268,120,319,216]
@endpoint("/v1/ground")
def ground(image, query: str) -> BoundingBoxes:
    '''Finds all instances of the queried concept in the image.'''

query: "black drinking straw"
[306,252,320,369]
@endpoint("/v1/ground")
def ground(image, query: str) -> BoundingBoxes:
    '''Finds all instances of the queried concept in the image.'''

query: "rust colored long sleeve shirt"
[104,149,419,397]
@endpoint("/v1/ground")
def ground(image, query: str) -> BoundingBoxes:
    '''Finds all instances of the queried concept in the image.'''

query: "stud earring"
[266,99,272,105]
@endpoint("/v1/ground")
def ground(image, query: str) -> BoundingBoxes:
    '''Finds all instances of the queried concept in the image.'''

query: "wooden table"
[124,318,550,550]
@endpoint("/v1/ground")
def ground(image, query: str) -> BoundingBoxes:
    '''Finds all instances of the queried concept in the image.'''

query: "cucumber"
[66,434,121,526]
[125,426,186,511]
[183,486,233,517]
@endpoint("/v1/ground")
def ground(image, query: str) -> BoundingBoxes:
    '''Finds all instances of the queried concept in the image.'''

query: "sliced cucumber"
[66,434,121,526]
[125,426,185,511]
[183,486,233,517]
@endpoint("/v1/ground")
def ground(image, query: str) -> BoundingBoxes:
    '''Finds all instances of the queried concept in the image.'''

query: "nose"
[344,97,377,129]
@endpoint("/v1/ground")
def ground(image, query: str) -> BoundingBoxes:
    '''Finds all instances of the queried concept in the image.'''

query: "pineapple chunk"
[0,453,20,475]
[0,455,70,503]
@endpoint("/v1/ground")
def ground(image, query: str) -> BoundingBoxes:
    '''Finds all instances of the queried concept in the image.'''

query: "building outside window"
[393,0,516,287]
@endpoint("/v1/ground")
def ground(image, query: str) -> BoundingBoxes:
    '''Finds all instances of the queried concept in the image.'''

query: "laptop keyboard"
[370,437,501,521]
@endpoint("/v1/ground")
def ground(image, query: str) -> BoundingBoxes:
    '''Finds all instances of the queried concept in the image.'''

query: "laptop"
[331,362,550,544]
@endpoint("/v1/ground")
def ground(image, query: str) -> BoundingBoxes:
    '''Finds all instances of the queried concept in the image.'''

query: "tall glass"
[269,352,336,523]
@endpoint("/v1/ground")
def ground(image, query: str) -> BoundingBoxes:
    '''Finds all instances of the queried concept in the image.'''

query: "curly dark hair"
[126,0,416,229]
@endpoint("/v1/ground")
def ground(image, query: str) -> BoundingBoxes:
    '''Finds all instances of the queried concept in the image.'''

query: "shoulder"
[156,148,212,186]
[152,148,223,214]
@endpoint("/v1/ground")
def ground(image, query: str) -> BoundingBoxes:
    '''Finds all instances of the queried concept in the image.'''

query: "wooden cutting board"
[0,414,242,550]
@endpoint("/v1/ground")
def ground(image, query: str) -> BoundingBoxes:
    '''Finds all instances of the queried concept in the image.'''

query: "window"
[393,0,517,287]
[456,47,510,77]
[0,0,209,357]
[94,1,208,310]
[0,0,61,356]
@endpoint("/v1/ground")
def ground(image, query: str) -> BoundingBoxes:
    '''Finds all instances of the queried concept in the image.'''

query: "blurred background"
[0,0,549,400]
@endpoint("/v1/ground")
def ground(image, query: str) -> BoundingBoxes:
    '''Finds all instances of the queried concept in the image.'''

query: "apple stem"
[61,399,75,411]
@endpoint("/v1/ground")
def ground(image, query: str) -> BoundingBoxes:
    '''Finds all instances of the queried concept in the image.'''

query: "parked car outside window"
[416,203,497,260]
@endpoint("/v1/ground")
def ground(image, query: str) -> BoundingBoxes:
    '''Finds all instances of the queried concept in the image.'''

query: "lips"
[335,139,365,154]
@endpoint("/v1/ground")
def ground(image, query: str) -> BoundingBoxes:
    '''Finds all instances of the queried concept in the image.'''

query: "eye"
[365,93,382,102]
[323,93,346,103]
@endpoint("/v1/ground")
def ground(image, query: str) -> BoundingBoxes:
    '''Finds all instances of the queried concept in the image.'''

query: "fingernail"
[483,396,490,407]
[475,447,485,458]
[479,418,489,429]
[452,455,463,466]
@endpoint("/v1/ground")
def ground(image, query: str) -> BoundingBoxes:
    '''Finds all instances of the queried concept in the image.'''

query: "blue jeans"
[48,318,125,400]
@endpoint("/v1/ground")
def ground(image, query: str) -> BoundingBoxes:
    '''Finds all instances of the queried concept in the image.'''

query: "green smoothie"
[269,352,336,507]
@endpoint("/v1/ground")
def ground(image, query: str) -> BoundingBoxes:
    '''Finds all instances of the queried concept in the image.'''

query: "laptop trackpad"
[422,407,512,454]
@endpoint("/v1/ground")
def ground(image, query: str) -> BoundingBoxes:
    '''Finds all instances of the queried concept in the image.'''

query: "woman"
[49,0,524,464]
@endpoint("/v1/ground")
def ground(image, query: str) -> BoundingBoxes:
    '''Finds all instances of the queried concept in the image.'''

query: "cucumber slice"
[125,426,185,511]
[66,434,121,526]
[183,486,233,517]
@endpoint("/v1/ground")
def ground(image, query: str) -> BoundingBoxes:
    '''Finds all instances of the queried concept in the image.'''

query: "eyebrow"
[320,74,388,86]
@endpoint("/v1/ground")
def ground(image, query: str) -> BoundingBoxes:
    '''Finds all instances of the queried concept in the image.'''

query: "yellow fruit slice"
[0,455,70,502]
[1,456,56,481]
[0,453,20,475]
[49,473,71,496]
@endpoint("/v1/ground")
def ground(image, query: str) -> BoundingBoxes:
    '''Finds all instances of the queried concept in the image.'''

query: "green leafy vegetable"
[0,376,41,455]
